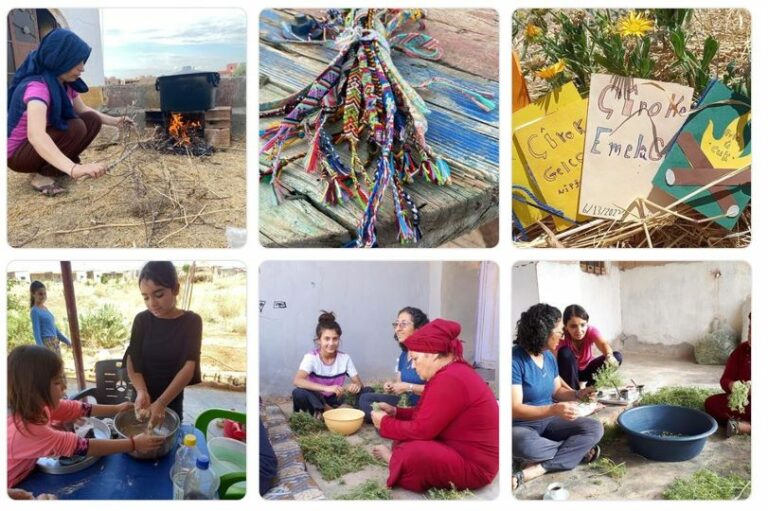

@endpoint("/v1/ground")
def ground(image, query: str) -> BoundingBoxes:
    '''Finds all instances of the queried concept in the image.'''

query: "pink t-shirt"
[557,324,602,371]
[7,81,79,159]
[7,400,88,487]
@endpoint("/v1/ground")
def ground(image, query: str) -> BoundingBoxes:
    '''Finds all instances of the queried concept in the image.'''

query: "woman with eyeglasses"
[358,307,429,423]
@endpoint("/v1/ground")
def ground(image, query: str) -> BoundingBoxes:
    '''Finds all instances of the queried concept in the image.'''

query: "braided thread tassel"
[342,46,366,180]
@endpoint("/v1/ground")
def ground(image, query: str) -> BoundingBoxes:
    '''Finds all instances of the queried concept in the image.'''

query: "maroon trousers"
[705,393,751,423]
[7,110,102,177]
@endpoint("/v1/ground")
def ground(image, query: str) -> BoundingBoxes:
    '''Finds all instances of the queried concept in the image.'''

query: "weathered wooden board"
[259,9,499,247]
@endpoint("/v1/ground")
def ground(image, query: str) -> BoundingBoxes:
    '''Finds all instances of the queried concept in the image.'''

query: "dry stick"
[50,207,243,235]
[155,205,208,245]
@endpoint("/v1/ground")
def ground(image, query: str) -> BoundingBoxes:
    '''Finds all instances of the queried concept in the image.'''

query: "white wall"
[259,261,495,395]
[534,261,623,342]
[58,9,105,86]
[511,261,539,337]
[620,262,751,345]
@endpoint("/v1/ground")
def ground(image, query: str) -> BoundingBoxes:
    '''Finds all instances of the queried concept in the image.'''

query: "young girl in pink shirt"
[7,345,164,489]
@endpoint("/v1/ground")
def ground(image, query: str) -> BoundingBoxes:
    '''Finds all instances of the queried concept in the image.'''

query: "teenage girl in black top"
[124,262,202,426]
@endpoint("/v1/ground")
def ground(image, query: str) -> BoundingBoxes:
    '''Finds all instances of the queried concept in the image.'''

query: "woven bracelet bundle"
[260,9,451,247]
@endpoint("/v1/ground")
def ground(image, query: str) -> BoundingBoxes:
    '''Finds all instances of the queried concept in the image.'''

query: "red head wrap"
[403,318,464,361]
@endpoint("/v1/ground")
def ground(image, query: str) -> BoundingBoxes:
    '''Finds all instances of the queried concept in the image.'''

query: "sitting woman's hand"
[391,382,411,395]
[345,383,362,394]
[377,402,397,417]
[552,402,580,421]
[325,385,345,397]
[383,381,395,393]
[148,400,166,428]
[577,387,596,401]
[71,162,108,179]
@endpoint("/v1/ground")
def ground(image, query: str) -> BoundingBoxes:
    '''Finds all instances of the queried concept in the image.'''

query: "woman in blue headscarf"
[7,28,134,196]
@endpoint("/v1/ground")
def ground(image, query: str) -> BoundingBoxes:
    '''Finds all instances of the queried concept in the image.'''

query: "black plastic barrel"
[155,72,220,112]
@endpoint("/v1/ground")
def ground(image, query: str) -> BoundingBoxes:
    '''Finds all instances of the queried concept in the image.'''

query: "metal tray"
[36,418,111,475]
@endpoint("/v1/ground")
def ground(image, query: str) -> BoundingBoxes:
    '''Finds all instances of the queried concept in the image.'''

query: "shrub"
[79,304,129,350]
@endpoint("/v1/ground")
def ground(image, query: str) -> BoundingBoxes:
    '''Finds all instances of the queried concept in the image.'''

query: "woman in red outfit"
[370,319,499,492]
[704,313,751,437]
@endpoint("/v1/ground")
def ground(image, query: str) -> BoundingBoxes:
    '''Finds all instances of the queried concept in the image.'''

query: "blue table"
[20,426,207,499]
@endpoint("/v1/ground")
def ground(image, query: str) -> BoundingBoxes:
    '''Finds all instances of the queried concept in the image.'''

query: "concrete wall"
[259,261,496,395]
[620,262,751,345]
[534,261,623,343]
[105,76,246,110]
[58,9,104,86]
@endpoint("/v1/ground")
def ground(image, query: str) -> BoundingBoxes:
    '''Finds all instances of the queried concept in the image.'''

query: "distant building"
[219,63,238,77]
[9,271,31,283]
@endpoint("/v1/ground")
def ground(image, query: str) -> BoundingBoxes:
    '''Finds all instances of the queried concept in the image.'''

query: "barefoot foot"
[372,444,392,464]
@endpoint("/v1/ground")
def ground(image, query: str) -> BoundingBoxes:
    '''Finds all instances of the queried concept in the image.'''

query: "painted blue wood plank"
[259,10,499,126]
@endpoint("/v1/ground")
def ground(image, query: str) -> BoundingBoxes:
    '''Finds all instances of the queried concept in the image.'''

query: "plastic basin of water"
[618,404,717,461]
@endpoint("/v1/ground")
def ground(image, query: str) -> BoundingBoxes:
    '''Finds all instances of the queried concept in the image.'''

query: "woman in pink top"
[7,29,134,196]
[7,345,164,492]
[556,304,622,389]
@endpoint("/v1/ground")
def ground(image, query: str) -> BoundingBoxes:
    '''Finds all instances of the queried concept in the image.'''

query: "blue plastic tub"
[617,405,717,462]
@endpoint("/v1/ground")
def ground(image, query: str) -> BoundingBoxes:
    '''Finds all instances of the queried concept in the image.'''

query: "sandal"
[726,419,739,438]
[581,444,601,464]
[512,470,525,491]
[32,183,66,196]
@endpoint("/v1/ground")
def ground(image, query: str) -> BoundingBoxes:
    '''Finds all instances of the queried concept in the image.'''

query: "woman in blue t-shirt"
[512,303,604,491]
[359,306,429,422]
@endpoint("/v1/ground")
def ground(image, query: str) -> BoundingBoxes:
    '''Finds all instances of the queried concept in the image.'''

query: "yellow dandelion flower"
[616,11,654,38]
[525,23,542,40]
[535,59,565,81]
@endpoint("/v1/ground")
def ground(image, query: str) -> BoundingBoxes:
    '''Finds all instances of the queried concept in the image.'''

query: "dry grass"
[7,126,246,248]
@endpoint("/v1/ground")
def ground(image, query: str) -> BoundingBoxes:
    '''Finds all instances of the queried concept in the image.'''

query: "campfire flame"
[168,112,201,147]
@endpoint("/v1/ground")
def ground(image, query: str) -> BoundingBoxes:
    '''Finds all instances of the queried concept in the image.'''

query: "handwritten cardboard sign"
[652,80,751,230]
[515,97,588,231]
[513,82,582,230]
[579,74,693,221]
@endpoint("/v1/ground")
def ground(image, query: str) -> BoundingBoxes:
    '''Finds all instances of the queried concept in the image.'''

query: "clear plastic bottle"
[170,434,200,500]
[183,455,220,500]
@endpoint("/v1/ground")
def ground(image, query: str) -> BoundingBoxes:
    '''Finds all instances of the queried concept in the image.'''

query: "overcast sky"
[101,8,246,79]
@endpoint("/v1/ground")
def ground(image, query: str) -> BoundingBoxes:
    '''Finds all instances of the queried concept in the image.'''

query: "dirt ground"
[7,126,246,248]
[273,399,499,500]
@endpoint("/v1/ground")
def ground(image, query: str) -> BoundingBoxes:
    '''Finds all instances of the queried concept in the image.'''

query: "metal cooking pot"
[154,72,220,112]
[114,407,180,459]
